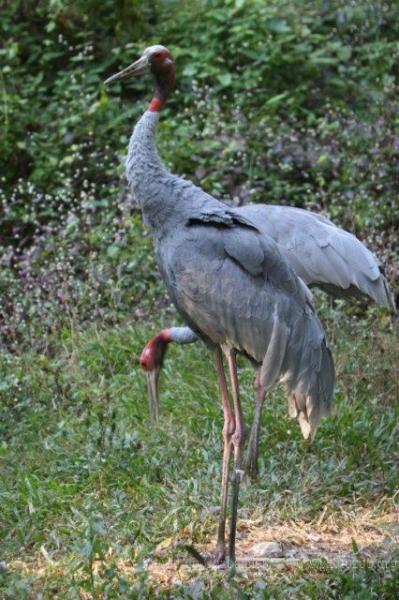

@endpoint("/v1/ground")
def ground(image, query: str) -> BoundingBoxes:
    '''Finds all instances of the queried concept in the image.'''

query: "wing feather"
[241,204,395,311]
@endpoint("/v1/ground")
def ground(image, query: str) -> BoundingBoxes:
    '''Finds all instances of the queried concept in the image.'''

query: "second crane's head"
[104,45,175,111]
[139,329,172,423]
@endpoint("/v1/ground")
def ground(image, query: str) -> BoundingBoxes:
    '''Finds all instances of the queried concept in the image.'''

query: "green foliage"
[0,315,398,597]
[1,0,399,223]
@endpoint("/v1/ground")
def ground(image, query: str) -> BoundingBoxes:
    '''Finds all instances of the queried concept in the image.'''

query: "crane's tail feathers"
[271,312,336,440]
[260,316,290,392]
[287,338,335,439]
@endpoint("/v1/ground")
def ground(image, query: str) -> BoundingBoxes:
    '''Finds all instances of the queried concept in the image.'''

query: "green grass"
[0,307,398,598]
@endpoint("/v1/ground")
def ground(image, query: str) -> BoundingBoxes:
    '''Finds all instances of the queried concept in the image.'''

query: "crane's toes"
[241,470,251,487]
[214,544,226,565]
[244,459,259,483]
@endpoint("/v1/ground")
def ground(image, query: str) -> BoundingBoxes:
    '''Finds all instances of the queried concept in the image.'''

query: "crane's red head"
[104,45,175,112]
[139,328,172,423]
[139,328,172,372]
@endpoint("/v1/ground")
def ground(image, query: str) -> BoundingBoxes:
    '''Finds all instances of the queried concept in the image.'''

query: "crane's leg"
[225,349,245,565]
[245,372,266,481]
[214,347,235,564]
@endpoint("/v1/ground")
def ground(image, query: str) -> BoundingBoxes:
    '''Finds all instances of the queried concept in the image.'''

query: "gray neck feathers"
[125,111,176,232]
[126,111,163,177]
[125,110,216,235]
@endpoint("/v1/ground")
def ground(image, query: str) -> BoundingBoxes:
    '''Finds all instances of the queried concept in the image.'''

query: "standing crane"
[105,45,335,564]
[140,206,396,477]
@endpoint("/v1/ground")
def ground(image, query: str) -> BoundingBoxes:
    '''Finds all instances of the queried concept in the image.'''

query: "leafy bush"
[2,0,399,215]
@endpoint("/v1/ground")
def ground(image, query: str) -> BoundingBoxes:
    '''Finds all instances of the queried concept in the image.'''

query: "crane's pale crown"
[104,44,173,86]
[142,45,170,58]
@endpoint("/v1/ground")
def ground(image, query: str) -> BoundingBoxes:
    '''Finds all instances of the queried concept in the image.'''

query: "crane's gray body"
[157,196,396,388]
[127,111,335,438]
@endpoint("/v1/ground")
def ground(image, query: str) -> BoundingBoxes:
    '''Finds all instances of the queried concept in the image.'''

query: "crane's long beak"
[146,367,161,423]
[104,55,149,85]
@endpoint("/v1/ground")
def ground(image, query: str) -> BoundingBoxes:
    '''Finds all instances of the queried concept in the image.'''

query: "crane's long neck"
[125,60,182,234]
[125,110,177,231]
[124,57,225,238]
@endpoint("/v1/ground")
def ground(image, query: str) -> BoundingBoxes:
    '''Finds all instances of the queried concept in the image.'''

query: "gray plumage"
[169,326,198,344]
[127,110,335,439]
[145,205,395,417]
[127,88,395,313]
[241,205,395,311]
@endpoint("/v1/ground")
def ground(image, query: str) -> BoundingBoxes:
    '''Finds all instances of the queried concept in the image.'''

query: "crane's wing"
[160,211,334,439]
[185,207,308,293]
[187,206,258,231]
[241,205,396,312]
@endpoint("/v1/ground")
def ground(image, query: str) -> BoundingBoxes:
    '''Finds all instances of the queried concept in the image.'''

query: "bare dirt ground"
[6,510,398,594]
[146,511,399,586]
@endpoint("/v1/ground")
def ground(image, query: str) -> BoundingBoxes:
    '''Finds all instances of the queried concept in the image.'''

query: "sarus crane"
[105,45,335,564]
[140,205,396,477]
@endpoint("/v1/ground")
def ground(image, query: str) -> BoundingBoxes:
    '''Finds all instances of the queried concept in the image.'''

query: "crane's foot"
[244,462,258,482]
[214,543,226,565]
[214,548,237,568]
[244,450,259,483]
[227,467,244,567]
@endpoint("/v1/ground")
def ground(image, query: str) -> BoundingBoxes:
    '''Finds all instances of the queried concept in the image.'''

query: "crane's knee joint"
[222,415,235,438]
[232,428,245,448]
